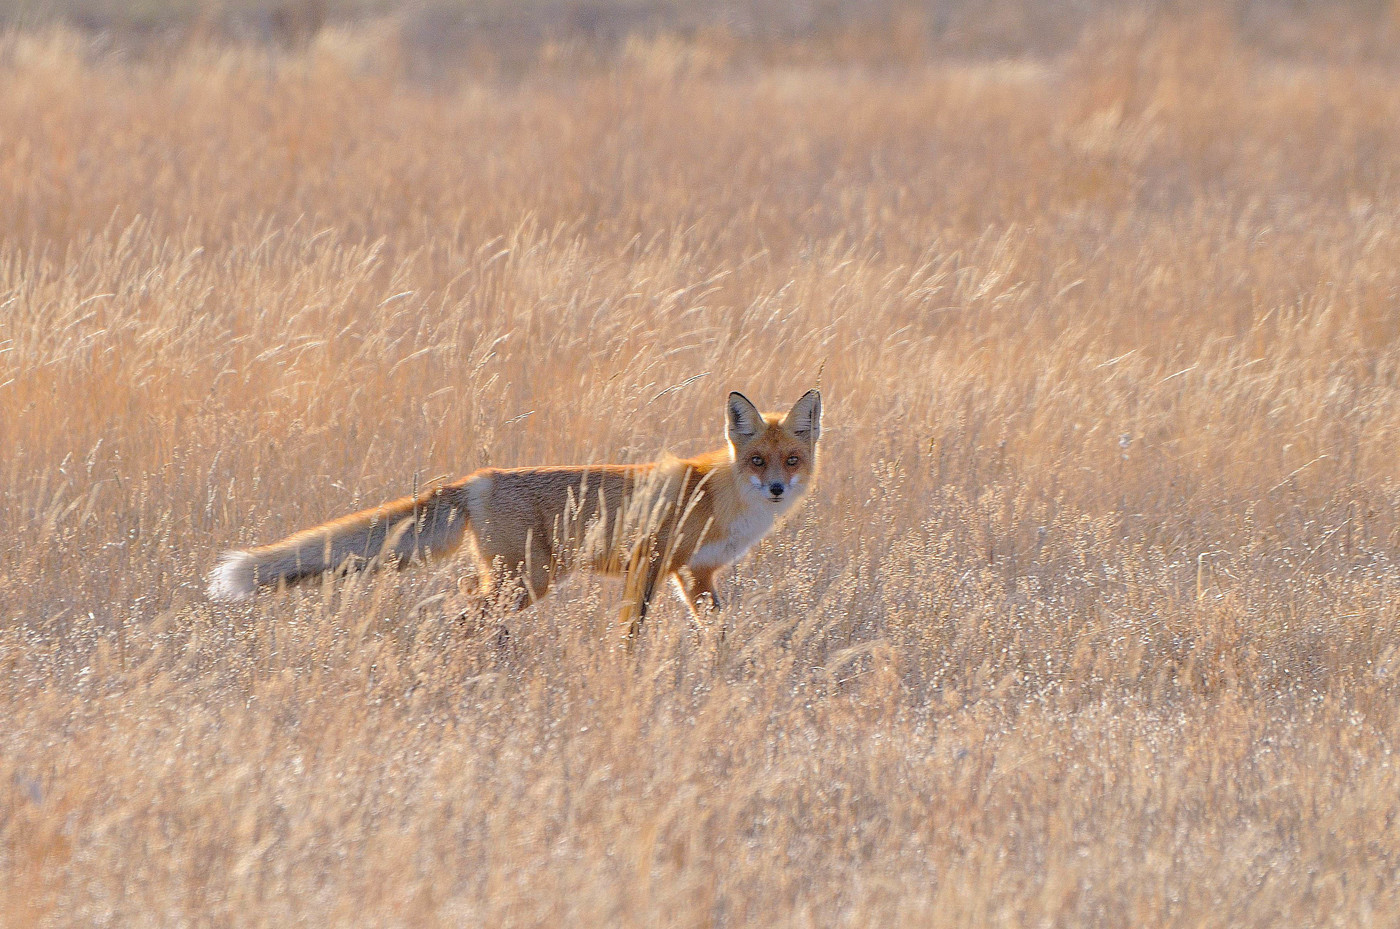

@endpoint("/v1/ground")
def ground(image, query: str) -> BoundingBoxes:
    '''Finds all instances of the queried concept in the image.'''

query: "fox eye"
[786,455,800,466]
[750,455,765,467]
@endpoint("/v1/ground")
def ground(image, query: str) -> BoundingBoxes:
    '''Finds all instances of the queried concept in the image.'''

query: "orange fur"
[208,390,821,639]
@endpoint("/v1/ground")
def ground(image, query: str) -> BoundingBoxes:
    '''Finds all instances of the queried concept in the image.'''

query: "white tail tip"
[207,550,257,601]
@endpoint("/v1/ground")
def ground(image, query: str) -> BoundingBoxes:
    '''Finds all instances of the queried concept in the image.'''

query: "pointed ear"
[783,389,821,444]
[726,392,763,447]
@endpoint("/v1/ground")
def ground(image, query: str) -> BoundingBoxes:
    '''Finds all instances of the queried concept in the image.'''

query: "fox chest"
[688,507,779,570]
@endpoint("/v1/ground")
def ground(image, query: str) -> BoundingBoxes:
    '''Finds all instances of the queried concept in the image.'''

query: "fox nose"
[768,482,785,497]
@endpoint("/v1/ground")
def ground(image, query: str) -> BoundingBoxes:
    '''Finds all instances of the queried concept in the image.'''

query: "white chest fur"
[689,503,782,569]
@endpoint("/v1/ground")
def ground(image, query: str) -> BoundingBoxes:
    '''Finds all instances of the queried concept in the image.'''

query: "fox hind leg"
[455,538,554,646]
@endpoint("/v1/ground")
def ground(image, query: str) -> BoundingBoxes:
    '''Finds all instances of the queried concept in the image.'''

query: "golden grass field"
[5,9,1400,925]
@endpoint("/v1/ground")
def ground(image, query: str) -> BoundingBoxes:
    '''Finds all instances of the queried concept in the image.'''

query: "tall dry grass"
[4,12,1400,926]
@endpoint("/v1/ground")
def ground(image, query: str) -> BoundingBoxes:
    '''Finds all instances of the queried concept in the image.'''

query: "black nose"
[769,482,784,496]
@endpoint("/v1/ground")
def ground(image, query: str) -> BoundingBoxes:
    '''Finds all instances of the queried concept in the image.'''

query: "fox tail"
[207,480,473,601]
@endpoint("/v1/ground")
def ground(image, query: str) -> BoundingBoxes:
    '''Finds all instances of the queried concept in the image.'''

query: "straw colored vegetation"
[4,11,1400,926]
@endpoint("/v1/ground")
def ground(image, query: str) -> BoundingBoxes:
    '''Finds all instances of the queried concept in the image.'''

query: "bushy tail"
[207,480,473,601]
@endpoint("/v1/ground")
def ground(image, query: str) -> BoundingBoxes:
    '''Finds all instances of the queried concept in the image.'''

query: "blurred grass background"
[5,1,1400,925]
[10,0,1400,61]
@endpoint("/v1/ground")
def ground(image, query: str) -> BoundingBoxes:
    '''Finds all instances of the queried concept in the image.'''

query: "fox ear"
[727,392,763,446]
[783,389,821,444]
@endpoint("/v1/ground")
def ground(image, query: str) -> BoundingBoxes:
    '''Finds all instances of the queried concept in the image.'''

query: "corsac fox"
[207,390,821,637]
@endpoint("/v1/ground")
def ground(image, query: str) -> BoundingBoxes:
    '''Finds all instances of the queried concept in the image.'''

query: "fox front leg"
[675,565,722,614]
[672,566,725,645]
[620,552,669,648]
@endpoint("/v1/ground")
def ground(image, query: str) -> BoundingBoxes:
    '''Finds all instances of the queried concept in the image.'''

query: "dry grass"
[5,11,1400,926]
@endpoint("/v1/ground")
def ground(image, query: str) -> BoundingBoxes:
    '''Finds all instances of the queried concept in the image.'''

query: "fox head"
[726,389,822,509]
